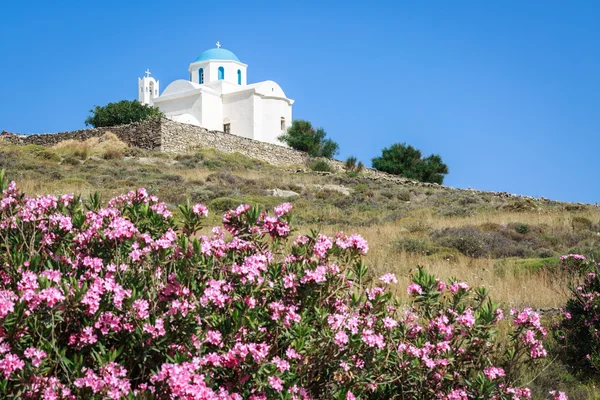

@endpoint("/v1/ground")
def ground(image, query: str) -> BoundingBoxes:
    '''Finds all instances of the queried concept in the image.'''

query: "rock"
[267,188,300,197]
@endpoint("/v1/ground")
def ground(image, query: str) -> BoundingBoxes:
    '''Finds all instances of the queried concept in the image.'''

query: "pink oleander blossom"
[379,273,398,284]
[407,283,422,295]
[192,203,209,217]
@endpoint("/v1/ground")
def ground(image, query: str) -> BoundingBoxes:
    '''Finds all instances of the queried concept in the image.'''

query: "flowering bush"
[554,254,600,376]
[0,171,561,399]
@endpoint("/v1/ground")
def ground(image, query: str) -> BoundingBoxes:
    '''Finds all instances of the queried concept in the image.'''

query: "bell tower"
[138,69,160,105]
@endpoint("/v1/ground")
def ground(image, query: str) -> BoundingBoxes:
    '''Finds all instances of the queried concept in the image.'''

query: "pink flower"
[0,353,24,378]
[38,287,65,308]
[483,366,505,380]
[24,347,47,367]
[379,273,398,284]
[407,283,423,295]
[449,281,469,293]
[335,330,349,346]
[268,375,283,392]
[272,356,290,372]
[143,319,166,339]
[192,203,209,217]
[457,308,476,328]
[361,329,386,349]
[132,299,150,319]
[205,330,223,347]
[383,317,398,329]
[286,348,302,360]
[346,391,357,400]
[0,290,17,319]
[274,203,293,217]
[549,390,569,400]
[80,326,98,345]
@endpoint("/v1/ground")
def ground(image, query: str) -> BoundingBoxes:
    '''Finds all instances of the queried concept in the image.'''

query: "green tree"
[85,100,164,128]
[278,119,339,158]
[372,142,449,184]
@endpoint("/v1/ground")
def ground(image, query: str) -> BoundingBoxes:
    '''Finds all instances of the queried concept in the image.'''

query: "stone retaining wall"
[159,119,310,167]
[0,119,162,150]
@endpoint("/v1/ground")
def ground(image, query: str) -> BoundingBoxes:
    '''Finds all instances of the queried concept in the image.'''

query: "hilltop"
[2,131,599,312]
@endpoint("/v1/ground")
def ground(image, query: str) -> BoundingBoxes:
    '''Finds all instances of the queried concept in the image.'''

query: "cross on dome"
[145,69,151,77]
[216,41,221,49]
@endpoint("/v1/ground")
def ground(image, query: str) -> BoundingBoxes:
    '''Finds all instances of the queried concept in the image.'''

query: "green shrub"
[344,156,364,174]
[59,177,90,186]
[537,248,555,258]
[394,237,437,255]
[190,188,216,204]
[278,120,339,158]
[73,148,89,160]
[209,197,242,212]
[61,156,81,166]
[85,99,164,127]
[435,230,486,257]
[514,223,531,234]
[572,216,593,231]
[480,222,502,232]
[397,190,411,202]
[356,161,364,173]
[38,150,62,162]
[103,149,124,160]
[308,159,334,172]
[554,255,600,377]
[345,156,357,170]
[372,142,448,184]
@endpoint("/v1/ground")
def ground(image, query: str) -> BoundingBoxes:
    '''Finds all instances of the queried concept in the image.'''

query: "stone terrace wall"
[159,119,311,167]
[0,119,162,150]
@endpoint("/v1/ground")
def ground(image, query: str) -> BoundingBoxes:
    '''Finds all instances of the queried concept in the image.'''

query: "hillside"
[2,132,599,313]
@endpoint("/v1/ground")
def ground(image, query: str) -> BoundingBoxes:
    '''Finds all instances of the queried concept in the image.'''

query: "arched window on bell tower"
[237,69,241,85]
[199,68,204,84]
[218,66,224,80]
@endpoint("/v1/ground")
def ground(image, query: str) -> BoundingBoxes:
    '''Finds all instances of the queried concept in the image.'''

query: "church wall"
[254,97,292,145]
[201,94,223,131]
[222,92,254,139]
[156,94,203,126]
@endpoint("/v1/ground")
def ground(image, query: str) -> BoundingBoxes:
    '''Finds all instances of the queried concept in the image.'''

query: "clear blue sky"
[1,1,599,203]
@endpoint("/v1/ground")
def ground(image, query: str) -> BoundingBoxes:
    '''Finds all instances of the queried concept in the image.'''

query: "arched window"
[149,82,155,98]
[237,69,241,85]
[199,68,204,84]
[218,66,224,81]
[280,117,286,131]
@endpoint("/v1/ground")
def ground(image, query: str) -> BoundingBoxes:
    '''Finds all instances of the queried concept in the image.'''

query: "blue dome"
[194,48,240,63]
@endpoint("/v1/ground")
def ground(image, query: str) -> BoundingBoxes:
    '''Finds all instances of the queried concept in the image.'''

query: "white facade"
[139,44,293,145]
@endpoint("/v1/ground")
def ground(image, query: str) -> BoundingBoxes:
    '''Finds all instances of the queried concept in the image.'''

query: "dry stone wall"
[0,119,162,150]
[159,119,310,167]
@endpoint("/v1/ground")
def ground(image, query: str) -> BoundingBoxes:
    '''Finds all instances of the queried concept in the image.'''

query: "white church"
[138,42,294,145]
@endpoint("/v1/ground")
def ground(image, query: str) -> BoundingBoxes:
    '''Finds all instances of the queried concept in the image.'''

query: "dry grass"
[51,132,128,158]
[312,207,600,309]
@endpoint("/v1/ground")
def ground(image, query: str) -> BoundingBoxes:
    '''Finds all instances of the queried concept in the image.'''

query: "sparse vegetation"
[345,155,365,175]
[308,158,334,172]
